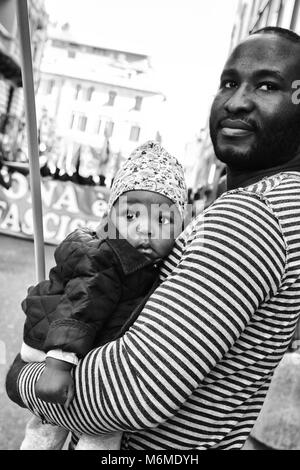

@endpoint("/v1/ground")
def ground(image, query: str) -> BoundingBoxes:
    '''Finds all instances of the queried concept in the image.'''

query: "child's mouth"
[137,245,156,259]
[139,247,153,255]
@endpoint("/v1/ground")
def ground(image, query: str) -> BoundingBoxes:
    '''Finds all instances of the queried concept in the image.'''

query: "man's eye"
[221,80,238,89]
[258,83,278,92]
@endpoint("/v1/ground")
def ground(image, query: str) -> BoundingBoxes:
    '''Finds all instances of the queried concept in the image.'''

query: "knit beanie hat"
[108,140,187,219]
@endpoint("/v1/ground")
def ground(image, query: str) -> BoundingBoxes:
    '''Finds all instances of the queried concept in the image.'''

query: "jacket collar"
[98,223,158,275]
[106,238,157,275]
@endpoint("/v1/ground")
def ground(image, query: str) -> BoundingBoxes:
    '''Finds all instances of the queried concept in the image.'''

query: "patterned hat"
[108,141,187,219]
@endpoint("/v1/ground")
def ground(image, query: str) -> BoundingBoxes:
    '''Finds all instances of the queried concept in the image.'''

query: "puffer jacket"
[22,228,159,357]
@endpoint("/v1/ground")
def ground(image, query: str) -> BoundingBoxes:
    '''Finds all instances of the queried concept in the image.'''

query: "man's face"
[209,34,300,170]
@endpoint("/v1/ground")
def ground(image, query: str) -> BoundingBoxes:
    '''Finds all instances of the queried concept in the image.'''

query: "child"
[19,140,187,450]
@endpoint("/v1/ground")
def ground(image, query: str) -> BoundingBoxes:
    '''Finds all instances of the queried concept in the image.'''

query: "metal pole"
[16,0,45,282]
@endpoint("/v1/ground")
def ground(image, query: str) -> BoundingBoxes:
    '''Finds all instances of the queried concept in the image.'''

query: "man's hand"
[6,353,28,408]
[35,357,75,409]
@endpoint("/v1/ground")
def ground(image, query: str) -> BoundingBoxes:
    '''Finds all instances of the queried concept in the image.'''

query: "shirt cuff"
[46,349,79,366]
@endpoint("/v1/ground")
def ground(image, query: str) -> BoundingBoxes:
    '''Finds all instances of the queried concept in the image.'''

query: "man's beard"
[210,118,300,171]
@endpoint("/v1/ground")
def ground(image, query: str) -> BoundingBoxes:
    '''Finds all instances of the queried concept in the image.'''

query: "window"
[68,49,76,58]
[74,85,81,100]
[83,87,94,101]
[106,91,117,106]
[44,79,54,95]
[96,118,102,134]
[134,96,143,111]
[69,113,75,129]
[155,131,162,143]
[77,115,87,132]
[129,125,140,142]
[105,121,114,138]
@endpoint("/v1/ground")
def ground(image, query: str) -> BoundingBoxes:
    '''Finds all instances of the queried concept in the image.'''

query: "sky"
[44,0,239,156]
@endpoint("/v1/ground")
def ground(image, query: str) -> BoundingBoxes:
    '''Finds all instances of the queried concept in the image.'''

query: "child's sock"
[75,431,122,450]
[20,415,69,450]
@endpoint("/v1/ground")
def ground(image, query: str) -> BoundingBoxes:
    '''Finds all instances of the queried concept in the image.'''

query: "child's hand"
[35,357,75,409]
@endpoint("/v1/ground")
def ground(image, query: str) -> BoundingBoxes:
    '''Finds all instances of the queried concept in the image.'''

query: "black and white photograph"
[0,0,300,454]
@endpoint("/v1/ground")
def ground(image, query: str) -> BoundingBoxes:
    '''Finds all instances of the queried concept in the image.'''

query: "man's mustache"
[218,114,259,132]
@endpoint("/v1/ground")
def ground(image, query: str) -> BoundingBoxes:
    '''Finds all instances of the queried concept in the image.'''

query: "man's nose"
[224,84,254,114]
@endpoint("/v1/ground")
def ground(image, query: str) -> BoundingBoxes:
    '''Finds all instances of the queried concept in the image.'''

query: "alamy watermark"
[292,80,300,104]
[101,196,204,241]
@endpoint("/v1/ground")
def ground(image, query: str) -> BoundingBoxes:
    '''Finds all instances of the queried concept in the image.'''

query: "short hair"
[251,26,300,44]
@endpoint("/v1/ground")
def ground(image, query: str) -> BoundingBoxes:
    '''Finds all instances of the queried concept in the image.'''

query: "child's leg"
[20,415,69,450]
[68,432,80,450]
[75,432,122,450]
[20,342,69,450]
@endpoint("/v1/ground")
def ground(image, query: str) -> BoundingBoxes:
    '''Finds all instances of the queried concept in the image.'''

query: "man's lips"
[219,119,255,138]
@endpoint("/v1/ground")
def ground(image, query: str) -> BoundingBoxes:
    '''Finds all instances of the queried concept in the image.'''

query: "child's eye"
[126,210,139,221]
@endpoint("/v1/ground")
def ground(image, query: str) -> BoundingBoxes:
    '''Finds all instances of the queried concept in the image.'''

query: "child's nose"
[136,218,152,237]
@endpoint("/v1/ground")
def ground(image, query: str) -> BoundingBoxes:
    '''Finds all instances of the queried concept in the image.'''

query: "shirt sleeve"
[46,349,79,365]
[17,192,287,434]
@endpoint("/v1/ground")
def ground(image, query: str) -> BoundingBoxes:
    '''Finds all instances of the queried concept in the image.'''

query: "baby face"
[110,190,183,262]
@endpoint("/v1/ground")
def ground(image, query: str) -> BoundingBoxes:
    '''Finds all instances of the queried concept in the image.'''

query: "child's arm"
[22,229,122,406]
[22,229,123,357]
[35,357,74,408]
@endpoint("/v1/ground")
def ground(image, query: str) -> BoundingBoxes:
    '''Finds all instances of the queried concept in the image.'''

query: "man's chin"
[214,145,253,169]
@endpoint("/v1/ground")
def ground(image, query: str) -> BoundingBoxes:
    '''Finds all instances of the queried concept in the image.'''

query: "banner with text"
[0,172,110,244]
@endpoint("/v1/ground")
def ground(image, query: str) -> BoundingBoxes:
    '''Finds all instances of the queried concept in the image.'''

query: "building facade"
[231,0,299,48]
[0,0,48,162]
[35,23,166,184]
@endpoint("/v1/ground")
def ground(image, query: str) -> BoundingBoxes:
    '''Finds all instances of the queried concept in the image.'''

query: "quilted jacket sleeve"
[24,229,123,357]
[43,229,123,356]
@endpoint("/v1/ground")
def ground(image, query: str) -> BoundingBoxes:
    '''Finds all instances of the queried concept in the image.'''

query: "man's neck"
[227,152,300,190]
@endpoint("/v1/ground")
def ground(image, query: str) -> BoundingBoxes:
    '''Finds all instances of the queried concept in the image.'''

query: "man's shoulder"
[244,172,300,219]
[182,174,299,240]
[213,172,300,209]
[245,171,300,196]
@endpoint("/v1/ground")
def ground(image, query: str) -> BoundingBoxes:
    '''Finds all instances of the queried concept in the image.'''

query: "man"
[6,27,300,450]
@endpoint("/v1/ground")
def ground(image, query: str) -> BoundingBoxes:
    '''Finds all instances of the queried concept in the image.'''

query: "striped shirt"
[18,171,300,450]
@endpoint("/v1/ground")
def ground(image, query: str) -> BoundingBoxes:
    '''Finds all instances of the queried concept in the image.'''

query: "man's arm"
[14,193,286,434]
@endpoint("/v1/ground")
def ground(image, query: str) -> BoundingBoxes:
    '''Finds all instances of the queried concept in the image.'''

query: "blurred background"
[0,0,300,450]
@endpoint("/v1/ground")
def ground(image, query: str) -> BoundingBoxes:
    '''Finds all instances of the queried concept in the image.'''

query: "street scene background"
[0,234,55,450]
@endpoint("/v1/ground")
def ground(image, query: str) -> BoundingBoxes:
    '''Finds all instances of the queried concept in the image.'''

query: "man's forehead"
[224,34,300,75]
